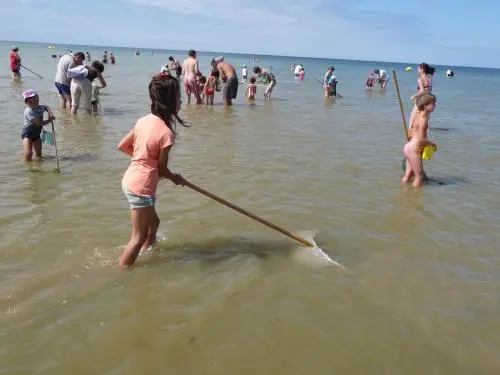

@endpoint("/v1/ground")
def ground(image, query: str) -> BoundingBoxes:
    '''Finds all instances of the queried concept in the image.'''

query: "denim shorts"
[122,184,156,209]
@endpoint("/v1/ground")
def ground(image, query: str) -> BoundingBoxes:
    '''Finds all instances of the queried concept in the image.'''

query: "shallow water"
[1,41,500,374]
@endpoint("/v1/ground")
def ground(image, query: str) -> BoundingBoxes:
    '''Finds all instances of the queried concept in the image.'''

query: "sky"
[1,0,499,68]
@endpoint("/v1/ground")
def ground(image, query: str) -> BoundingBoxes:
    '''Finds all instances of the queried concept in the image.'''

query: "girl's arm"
[410,78,424,100]
[245,86,249,96]
[44,105,56,122]
[417,120,437,148]
[158,145,185,185]
[97,73,107,89]
[31,107,55,128]
[117,129,134,156]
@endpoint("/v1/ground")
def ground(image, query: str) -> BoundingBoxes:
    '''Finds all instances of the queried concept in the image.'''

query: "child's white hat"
[22,89,38,100]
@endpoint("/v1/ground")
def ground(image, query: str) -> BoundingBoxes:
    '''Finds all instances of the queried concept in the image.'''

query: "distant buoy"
[405,66,412,71]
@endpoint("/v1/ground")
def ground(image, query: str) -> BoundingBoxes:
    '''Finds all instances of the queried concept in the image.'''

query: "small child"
[117,73,188,267]
[245,76,257,102]
[198,76,207,102]
[241,64,248,81]
[402,93,438,188]
[204,69,219,105]
[91,80,103,113]
[21,89,55,162]
[365,72,374,89]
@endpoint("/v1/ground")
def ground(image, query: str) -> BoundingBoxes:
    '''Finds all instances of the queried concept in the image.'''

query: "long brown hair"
[148,73,187,134]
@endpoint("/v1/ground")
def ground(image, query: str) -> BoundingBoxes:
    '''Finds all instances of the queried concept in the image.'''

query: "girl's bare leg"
[408,155,426,188]
[140,210,160,252]
[22,138,33,162]
[265,81,275,100]
[119,207,155,267]
[401,158,414,184]
[32,139,42,160]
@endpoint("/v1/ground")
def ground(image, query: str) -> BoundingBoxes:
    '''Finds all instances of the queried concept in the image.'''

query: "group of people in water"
[365,69,389,89]
[160,50,277,106]
[9,44,440,266]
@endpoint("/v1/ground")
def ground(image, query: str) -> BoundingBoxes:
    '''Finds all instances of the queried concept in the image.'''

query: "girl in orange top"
[117,72,187,267]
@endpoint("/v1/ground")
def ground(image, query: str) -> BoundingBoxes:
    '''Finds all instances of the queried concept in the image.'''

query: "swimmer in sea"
[212,58,238,106]
[117,73,187,267]
[365,72,375,89]
[253,66,276,100]
[409,63,435,129]
[182,49,202,104]
[10,46,21,79]
[401,93,438,188]
[374,69,389,89]
[21,89,56,162]
[204,68,219,106]
[323,66,337,98]
[241,64,248,81]
[245,76,257,102]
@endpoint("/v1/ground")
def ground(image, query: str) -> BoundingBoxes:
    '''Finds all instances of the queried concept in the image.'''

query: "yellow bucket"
[422,145,437,160]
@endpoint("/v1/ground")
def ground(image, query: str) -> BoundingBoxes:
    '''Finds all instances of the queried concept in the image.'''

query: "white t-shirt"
[55,54,76,86]
[242,67,247,76]
[294,65,302,75]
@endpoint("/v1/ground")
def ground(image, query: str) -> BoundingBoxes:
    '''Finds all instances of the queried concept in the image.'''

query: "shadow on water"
[58,153,98,162]
[427,176,469,186]
[139,237,298,267]
[101,107,141,117]
[25,154,98,174]
[431,127,456,132]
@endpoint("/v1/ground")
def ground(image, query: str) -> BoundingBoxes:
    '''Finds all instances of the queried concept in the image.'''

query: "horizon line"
[2,39,499,71]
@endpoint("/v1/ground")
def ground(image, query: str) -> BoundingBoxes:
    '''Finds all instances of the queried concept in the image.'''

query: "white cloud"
[121,0,407,54]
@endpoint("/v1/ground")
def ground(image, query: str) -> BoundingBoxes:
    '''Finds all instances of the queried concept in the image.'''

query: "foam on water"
[291,230,346,268]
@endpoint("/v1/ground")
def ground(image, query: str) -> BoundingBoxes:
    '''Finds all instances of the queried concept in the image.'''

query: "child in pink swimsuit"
[204,68,219,105]
[401,93,438,188]
[245,76,257,102]
[117,73,187,267]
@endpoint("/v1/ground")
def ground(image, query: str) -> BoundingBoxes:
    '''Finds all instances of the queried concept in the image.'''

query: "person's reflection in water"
[24,166,61,205]
[56,114,104,161]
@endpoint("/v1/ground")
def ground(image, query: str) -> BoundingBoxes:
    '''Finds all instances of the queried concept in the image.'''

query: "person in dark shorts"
[21,89,55,161]
[54,52,86,109]
[211,58,238,106]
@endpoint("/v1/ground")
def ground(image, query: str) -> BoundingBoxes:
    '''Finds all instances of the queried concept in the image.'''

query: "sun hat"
[22,89,38,100]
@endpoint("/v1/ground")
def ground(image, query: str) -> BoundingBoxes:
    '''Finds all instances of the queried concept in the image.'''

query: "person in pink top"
[117,72,187,268]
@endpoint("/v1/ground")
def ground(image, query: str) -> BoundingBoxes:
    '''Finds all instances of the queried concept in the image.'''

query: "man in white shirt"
[241,64,248,81]
[374,69,389,89]
[54,52,85,109]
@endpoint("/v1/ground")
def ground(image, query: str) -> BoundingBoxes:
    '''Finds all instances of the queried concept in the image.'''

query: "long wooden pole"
[392,70,409,141]
[184,180,314,247]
